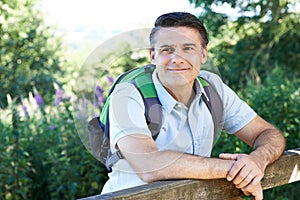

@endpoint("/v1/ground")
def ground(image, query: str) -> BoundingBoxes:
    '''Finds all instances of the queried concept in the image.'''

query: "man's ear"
[149,48,156,64]
[201,46,208,64]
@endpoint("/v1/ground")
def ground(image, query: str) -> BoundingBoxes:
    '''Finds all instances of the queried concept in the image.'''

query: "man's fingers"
[235,171,255,188]
[236,173,261,188]
[241,177,263,200]
[241,188,251,196]
[222,154,264,200]
[219,153,239,160]
[226,158,246,181]
[252,186,263,200]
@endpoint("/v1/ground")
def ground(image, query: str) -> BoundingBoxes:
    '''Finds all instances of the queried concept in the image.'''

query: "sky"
[42,0,205,50]
[41,0,300,52]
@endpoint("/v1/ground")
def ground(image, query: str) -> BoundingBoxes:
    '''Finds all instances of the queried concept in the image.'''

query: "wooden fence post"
[80,148,300,200]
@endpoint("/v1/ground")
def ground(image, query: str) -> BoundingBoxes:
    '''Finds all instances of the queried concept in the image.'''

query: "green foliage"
[213,67,300,199]
[191,0,300,89]
[75,48,150,102]
[241,67,300,149]
[0,94,108,199]
[110,49,150,74]
[0,0,65,108]
[264,181,300,200]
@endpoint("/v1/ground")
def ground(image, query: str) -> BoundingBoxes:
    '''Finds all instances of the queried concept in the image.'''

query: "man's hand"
[221,116,285,200]
[219,153,265,200]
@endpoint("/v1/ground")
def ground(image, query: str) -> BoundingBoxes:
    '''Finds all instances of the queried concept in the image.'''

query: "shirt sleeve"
[222,83,257,134]
[109,82,152,149]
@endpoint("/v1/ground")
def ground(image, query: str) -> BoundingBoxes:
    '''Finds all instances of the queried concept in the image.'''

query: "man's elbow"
[138,171,161,183]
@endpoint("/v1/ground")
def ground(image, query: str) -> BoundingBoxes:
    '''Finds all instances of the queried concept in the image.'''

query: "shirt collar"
[152,70,177,113]
[194,76,210,102]
[152,70,210,113]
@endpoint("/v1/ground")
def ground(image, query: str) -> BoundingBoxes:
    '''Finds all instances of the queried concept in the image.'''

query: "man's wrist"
[218,159,235,178]
[249,152,268,172]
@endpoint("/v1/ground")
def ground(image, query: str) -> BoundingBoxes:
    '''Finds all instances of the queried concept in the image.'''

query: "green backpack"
[88,64,223,170]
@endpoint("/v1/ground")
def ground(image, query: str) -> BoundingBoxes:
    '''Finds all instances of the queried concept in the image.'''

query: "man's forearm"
[118,134,235,183]
[128,150,235,183]
[250,127,286,170]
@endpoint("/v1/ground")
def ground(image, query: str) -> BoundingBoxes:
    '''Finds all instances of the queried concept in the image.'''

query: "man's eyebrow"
[158,44,174,48]
[158,43,198,48]
[182,43,197,47]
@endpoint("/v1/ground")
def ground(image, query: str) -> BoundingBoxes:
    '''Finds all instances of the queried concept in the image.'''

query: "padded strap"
[106,150,124,168]
[201,76,224,146]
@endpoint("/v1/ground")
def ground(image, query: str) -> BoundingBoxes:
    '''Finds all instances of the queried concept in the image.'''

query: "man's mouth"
[167,67,190,72]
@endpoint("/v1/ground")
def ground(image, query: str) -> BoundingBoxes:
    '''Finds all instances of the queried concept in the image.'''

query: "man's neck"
[164,83,196,107]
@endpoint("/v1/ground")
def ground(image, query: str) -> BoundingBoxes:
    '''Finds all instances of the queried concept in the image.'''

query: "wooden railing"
[80,148,300,200]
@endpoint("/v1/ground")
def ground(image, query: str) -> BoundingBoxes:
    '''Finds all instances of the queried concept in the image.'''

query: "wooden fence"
[80,148,300,200]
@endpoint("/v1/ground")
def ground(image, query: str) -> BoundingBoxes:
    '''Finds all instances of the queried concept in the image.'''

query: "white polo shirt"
[101,70,257,194]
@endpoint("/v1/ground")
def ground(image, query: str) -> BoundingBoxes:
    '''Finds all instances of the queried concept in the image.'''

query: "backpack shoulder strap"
[99,67,145,130]
[99,64,161,138]
[130,64,162,139]
[198,73,224,146]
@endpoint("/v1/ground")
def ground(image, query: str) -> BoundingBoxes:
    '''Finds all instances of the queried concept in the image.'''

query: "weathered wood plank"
[261,148,300,190]
[80,148,300,200]
[99,179,244,200]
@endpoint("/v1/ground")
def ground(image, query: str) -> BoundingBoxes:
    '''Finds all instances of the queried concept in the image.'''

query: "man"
[101,12,285,200]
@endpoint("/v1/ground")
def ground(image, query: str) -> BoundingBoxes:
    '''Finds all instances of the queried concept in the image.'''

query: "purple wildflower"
[34,93,44,106]
[22,103,29,117]
[98,96,105,105]
[95,85,103,98]
[93,101,99,108]
[67,118,72,124]
[55,89,64,107]
[56,89,63,99]
[49,125,55,131]
[54,99,60,107]
[107,76,114,86]
[95,85,104,105]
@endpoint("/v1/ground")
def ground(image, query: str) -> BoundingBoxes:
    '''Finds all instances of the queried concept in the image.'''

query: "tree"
[0,0,65,108]
[75,29,151,100]
[190,0,300,89]
[0,1,68,198]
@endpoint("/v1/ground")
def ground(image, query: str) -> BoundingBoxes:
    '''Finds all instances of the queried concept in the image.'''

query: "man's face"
[150,26,207,90]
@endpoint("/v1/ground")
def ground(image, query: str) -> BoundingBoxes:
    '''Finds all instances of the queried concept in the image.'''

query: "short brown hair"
[149,12,209,49]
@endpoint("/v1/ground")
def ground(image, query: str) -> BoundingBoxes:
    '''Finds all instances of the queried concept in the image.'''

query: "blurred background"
[0,0,299,199]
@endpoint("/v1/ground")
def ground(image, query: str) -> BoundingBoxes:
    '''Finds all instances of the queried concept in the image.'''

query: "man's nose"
[170,51,185,64]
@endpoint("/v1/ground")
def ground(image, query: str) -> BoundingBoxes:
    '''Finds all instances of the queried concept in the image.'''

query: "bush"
[213,67,300,199]
[241,67,300,199]
[0,91,108,200]
[241,67,300,149]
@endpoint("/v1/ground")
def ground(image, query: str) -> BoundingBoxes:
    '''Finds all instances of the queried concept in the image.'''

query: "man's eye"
[183,47,195,51]
[160,48,174,53]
